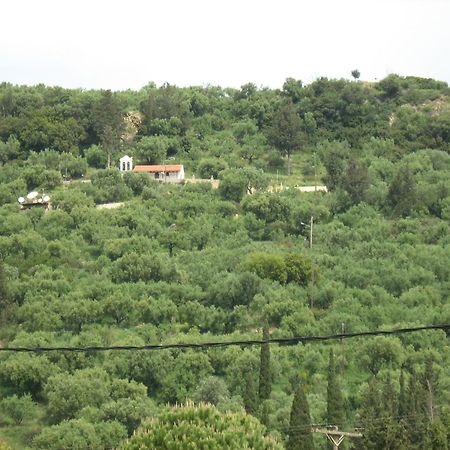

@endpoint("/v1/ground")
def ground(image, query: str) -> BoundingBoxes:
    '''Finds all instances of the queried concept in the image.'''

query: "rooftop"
[133,164,183,173]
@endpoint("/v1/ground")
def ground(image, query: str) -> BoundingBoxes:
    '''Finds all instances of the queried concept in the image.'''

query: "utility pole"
[314,151,317,192]
[310,216,313,249]
[312,427,362,450]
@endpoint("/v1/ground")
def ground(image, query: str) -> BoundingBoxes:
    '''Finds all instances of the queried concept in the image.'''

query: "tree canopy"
[0,75,449,449]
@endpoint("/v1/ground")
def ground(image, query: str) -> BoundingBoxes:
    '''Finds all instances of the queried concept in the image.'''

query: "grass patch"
[265,152,325,187]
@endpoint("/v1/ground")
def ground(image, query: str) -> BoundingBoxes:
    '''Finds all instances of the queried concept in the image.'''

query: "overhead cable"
[0,324,448,353]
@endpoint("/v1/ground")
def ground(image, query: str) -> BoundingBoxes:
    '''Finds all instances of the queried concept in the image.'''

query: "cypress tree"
[326,349,345,427]
[382,373,397,417]
[360,378,382,450]
[287,385,315,450]
[92,90,124,169]
[387,164,417,217]
[0,260,8,317]
[259,400,270,428]
[266,99,303,176]
[243,371,258,416]
[382,374,409,450]
[398,370,408,418]
[406,370,427,448]
[342,157,370,204]
[0,260,7,304]
[259,322,271,401]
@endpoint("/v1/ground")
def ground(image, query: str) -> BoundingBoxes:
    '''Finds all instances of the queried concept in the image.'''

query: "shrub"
[120,402,282,449]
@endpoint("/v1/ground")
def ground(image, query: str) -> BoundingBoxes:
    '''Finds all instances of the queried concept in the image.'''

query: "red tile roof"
[133,165,183,173]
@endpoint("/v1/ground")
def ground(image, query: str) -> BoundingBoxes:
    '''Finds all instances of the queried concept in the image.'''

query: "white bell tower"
[119,155,133,172]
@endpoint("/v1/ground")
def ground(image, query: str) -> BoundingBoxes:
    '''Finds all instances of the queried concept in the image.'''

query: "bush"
[120,402,282,450]
[0,394,37,425]
[242,253,287,284]
[111,253,171,283]
[91,169,132,203]
[85,144,107,169]
[284,253,313,286]
[193,376,230,405]
[21,165,61,191]
[197,158,228,179]
[123,172,154,195]
[51,189,94,213]
[33,419,127,450]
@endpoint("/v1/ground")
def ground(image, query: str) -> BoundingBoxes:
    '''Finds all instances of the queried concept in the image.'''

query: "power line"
[0,324,448,353]
[281,409,446,433]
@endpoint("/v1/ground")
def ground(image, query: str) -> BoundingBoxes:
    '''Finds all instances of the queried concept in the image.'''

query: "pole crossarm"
[312,427,363,438]
[312,428,363,450]
[327,434,345,446]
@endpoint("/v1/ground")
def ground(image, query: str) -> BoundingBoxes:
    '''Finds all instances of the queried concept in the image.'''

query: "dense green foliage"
[326,350,345,428]
[120,402,282,449]
[0,75,449,449]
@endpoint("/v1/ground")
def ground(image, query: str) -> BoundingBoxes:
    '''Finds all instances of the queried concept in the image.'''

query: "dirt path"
[95,202,125,210]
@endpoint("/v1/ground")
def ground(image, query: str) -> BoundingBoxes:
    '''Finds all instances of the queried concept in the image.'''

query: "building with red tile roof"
[119,155,185,182]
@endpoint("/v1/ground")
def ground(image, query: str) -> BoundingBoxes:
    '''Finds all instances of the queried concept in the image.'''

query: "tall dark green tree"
[267,100,303,175]
[319,140,351,191]
[303,112,318,147]
[381,374,408,450]
[351,69,361,80]
[406,370,427,449]
[0,260,7,306]
[92,90,124,168]
[326,349,345,427]
[382,373,397,417]
[139,83,192,136]
[243,371,258,416]
[398,370,408,421]
[287,384,315,450]
[387,164,418,217]
[0,259,9,324]
[360,378,383,450]
[259,322,271,402]
[134,135,172,164]
[282,78,303,103]
[342,158,370,204]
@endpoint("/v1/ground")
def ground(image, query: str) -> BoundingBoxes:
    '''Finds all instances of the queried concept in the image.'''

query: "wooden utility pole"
[314,151,317,192]
[312,427,362,450]
[310,216,313,249]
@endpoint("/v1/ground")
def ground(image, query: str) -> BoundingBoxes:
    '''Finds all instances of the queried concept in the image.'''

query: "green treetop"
[287,384,315,450]
[326,349,346,427]
[120,401,282,450]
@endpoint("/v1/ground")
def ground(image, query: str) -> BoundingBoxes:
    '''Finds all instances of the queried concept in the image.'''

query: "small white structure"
[119,155,133,172]
[119,155,184,183]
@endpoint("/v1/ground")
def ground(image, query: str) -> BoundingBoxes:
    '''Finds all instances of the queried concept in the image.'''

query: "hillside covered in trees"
[0,74,449,449]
